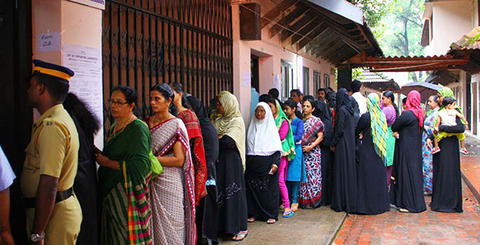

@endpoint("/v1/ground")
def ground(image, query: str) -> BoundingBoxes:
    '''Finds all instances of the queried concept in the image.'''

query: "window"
[313,70,321,94]
[324,73,331,89]
[281,60,294,101]
[303,67,309,96]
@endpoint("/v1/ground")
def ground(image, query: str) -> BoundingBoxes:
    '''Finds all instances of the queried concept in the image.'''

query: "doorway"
[251,54,259,92]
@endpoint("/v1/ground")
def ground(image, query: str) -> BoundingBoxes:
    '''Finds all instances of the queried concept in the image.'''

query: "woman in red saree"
[172,82,208,204]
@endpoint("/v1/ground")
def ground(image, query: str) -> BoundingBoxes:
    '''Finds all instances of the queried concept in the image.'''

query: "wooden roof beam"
[261,0,298,28]
[280,13,317,41]
[297,25,329,50]
[269,5,308,37]
[291,19,324,46]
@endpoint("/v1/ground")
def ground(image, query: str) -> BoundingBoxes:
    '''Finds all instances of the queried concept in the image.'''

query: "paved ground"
[219,206,346,245]
[218,135,480,245]
[334,154,480,245]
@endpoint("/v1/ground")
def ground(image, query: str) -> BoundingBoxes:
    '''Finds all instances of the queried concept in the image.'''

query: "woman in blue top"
[283,99,305,212]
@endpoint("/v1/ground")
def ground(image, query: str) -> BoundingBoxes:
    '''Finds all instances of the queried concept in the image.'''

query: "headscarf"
[366,93,389,165]
[438,87,455,100]
[247,102,283,156]
[335,88,354,115]
[405,90,424,128]
[273,100,296,160]
[212,91,246,168]
[186,95,219,178]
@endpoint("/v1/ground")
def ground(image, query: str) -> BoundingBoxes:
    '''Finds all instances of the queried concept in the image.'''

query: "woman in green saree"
[96,86,152,245]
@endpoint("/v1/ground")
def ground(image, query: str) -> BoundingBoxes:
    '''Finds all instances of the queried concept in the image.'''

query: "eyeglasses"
[109,99,129,105]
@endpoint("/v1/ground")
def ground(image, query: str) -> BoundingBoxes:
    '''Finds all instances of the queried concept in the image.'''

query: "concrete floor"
[219,206,346,245]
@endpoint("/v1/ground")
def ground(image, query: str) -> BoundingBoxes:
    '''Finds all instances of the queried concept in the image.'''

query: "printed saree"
[99,119,152,245]
[148,117,196,245]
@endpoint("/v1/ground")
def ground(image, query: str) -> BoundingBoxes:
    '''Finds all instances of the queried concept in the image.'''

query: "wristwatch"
[30,232,45,242]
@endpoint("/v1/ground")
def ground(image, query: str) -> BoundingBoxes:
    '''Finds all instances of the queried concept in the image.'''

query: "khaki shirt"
[21,104,80,198]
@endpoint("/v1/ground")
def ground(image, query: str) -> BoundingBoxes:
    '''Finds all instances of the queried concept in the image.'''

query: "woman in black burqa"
[330,88,358,213]
[186,95,221,242]
[63,93,100,245]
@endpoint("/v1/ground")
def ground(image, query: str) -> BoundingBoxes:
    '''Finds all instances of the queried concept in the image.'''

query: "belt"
[24,187,73,208]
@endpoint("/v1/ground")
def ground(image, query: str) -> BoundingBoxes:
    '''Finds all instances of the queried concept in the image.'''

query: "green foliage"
[352,68,365,80]
[349,0,390,28]
[352,0,426,83]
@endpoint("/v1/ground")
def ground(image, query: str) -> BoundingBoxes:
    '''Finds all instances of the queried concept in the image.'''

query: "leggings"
[278,156,290,209]
[286,181,300,204]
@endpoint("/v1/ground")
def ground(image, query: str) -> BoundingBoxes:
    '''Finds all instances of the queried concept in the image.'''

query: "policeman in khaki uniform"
[21,60,82,245]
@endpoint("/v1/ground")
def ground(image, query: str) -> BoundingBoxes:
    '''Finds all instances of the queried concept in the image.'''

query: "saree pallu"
[99,120,152,245]
[299,117,324,209]
[149,118,196,245]
[178,109,208,204]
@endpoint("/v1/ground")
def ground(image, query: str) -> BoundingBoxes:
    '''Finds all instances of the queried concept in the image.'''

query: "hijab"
[405,90,424,128]
[273,100,296,161]
[335,88,354,115]
[212,91,246,168]
[247,102,283,156]
[438,87,455,100]
[366,93,389,165]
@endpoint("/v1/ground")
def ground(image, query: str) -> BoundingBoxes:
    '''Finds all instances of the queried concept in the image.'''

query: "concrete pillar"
[232,4,252,125]
[32,0,104,147]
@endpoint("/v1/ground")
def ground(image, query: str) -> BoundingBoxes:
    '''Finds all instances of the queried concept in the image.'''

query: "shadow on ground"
[219,206,346,245]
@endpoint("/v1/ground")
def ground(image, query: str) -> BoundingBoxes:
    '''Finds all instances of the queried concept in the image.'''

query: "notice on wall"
[242,72,251,87]
[62,44,104,148]
[37,32,61,52]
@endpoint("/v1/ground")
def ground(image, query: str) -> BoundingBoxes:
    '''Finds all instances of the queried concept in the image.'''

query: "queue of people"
[0,59,467,245]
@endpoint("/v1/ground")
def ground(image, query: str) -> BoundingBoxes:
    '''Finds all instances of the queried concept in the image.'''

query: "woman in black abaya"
[330,88,358,213]
[430,88,464,213]
[355,93,390,215]
[186,95,221,242]
[390,90,426,213]
[314,99,334,206]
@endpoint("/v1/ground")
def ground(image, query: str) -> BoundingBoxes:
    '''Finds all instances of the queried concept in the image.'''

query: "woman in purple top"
[381,91,398,189]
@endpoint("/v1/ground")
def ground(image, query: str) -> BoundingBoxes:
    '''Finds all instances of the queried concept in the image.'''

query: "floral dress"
[422,107,439,194]
[299,116,324,208]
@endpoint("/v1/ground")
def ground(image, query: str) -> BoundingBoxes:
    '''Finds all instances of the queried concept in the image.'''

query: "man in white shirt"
[349,80,367,115]
[0,146,16,245]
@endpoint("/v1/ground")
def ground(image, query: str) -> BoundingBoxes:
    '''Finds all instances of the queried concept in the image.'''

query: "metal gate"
[103,0,233,118]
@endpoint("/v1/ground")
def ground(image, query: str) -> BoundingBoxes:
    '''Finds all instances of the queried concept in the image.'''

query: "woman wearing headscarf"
[146,84,196,245]
[186,95,220,243]
[314,97,334,206]
[422,95,440,195]
[299,96,324,209]
[390,90,426,213]
[330,88,358,213]
[355,93,390,215]
[381,91,398,189]
[430,87,465,213]
[245,102,283,224]
[212,91,248,241]
[264,97,296,218]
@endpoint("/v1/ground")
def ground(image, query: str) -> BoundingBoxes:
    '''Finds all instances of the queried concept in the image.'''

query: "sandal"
[247,217,255,223]
[282,210,294,218]
[291,203,299,212]
[399,208,410,213]
[266,218,276,224]
[232,230,248,242]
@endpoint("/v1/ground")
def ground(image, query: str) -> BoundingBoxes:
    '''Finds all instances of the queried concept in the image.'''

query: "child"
[282,99,304,212]
[432,97,468,155]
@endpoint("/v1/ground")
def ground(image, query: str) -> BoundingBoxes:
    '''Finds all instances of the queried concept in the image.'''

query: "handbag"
[150,151,163,178]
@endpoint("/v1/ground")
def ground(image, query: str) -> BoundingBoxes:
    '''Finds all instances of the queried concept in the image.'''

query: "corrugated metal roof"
[450,26,480,50]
